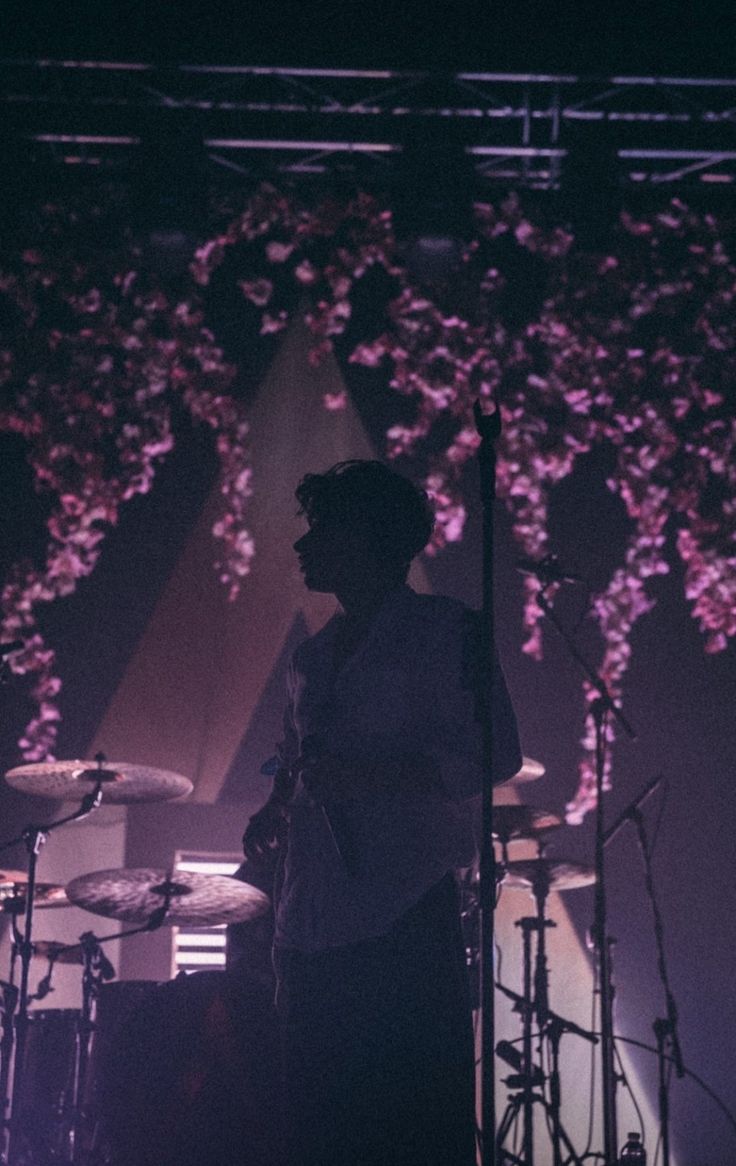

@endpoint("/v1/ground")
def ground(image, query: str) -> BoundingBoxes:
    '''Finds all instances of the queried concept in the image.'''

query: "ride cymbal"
[502,858,595,893]
[66,868,270,928]
[5,761,193,804]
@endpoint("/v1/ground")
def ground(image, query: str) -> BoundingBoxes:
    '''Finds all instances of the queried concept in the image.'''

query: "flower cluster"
[199,188,735,820]
[2,189,734,822]
[0,203,247,758]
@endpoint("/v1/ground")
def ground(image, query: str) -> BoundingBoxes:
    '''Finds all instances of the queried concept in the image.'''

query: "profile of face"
[294,519,378,595]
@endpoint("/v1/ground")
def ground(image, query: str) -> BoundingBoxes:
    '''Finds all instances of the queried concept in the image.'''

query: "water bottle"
[619,1130,647,1164]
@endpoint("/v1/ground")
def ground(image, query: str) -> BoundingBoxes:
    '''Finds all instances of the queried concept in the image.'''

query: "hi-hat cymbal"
[502,858,595,893]
[66,868,270,928]
[0,872,68,909]
[501,757,546,785]
[33,939,84,964]
[492,805,562,844]
[5,761,193,804]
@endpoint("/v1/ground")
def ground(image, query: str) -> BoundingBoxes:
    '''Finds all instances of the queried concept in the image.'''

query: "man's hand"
[242,797,288,860]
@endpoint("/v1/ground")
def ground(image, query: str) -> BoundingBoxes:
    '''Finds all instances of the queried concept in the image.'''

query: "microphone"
[0,641,24,658]
[515,555,584,585]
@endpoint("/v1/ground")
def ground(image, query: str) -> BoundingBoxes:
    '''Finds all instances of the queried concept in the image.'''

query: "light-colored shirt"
[274,585,521,952]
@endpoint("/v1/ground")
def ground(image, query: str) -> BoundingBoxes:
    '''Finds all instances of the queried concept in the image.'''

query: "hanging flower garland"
[0,204,249,760]
[195,187,736,820]
[2,187,734,821]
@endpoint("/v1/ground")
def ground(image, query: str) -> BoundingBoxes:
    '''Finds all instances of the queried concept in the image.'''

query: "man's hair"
[295,460,434,576]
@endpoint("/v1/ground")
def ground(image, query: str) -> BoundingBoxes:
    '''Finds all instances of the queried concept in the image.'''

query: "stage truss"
[2,58,736,190]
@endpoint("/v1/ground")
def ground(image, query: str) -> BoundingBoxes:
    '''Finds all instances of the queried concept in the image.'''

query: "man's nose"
[294,532,309,553]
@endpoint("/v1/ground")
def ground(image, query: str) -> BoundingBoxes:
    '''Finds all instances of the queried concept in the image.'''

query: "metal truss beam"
[3,58,736,189]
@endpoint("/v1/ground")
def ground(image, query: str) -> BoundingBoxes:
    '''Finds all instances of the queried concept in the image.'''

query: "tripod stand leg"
[495,1094,524,1166]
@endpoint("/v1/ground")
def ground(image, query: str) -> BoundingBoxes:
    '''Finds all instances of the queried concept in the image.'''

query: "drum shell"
[17,1008,81,1155]
[85,979,159,1120]
[91,971,282,1166]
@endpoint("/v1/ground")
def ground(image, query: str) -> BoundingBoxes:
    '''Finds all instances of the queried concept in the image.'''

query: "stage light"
[392,127,475,283]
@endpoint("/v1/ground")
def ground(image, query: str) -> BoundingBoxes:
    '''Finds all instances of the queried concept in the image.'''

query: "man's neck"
[335,578,404,623]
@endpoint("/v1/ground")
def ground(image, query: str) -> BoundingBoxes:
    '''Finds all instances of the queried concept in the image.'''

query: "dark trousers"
[274,874,477,1166]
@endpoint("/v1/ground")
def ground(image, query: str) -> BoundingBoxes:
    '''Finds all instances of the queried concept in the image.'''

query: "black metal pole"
[473,399,501,1166]
[533,586,636,1166]
[7,828,44,1166]
[630,806,684,1166]
[592,700,618,1165]
[519,918,536,1166]
[653,1018,672,1166]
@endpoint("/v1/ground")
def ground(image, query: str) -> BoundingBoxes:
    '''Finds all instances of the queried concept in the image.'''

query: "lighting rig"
[1,59,736,190]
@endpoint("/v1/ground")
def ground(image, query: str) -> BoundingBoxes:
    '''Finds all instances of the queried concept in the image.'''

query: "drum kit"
[0,758,269,1166]
[0,751,597,1166]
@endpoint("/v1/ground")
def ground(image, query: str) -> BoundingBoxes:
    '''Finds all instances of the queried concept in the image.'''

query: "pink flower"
[266,241,294,263]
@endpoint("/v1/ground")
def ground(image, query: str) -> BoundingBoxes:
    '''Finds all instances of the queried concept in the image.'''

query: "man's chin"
[302,573,332,593]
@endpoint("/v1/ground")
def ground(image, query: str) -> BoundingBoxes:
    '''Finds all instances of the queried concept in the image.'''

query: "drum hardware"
[495,859,595,1166]
[534,584,637,1165]
[460,808,562,1009]
[0,772,106,1166]
[0,756,195,1166]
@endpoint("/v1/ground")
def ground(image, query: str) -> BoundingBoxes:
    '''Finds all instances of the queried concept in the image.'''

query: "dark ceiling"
[4,0,734,78]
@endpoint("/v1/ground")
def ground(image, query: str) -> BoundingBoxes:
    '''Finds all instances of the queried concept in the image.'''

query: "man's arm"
[243,682,299,859]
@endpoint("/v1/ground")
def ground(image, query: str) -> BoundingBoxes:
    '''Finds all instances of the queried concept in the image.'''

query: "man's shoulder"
[290,612,340,669]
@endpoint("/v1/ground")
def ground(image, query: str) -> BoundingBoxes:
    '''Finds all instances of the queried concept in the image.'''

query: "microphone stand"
[473,399,501,1166]
[535,584,637,1166]
[630,806,684,1166]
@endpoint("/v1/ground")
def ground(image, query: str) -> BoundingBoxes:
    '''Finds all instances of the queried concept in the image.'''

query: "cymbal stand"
[496,867,588,1166]
[0,780,104,1166]
[529,868,585,1166]
[535,585,636,1165]
[68,934,116,1165]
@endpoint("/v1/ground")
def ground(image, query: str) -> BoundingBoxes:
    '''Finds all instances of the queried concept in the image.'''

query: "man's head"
[293,460,434,593]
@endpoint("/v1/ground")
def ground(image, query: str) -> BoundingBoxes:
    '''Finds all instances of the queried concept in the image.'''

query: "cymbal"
[0,873,69,909]
[5,761,193,804]
[501,756,546,785]
[502,858,596,893]
[0,869,32,885]
[492,805,562,844]
[33,939,84,964]
[66,868,270,928]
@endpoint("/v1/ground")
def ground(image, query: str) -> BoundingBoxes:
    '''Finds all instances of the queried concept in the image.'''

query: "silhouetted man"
[244,459,521,1166]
